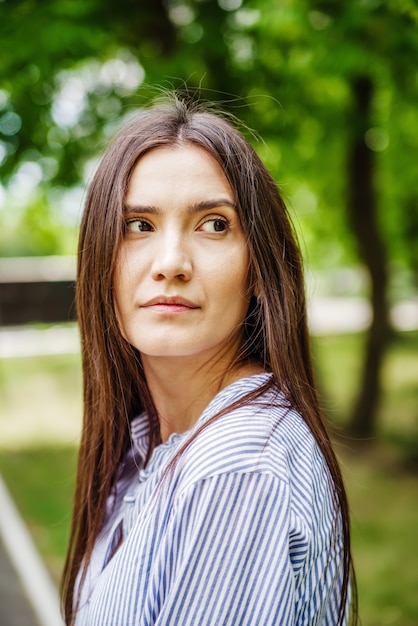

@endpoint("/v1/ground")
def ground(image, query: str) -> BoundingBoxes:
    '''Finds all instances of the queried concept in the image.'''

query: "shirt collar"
[129,372,273,460]
[130,413,150,460]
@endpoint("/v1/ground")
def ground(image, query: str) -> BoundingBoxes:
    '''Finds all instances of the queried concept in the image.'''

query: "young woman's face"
[113,144,251,368]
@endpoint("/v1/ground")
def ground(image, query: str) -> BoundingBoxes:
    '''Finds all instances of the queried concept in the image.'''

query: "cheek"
[232,246,251,294]
[112,269,126,337]
[112,249,135,333]
[112,256,125,309]
[113,245,142,298]
[214,250,251,311]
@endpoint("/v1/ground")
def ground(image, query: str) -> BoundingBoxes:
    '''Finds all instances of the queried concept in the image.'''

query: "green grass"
[339,446,418,625]
[0,350,82,580]
[312,331,418,443]
[1,330,418,623]
[0,351,82,448]
[315,330,418,624]
[0,445,78,582]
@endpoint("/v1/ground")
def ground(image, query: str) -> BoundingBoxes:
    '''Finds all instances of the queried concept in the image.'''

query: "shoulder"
[175,382,331,519]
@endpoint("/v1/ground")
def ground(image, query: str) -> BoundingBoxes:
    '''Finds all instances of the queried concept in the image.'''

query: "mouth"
[141,296,199,314]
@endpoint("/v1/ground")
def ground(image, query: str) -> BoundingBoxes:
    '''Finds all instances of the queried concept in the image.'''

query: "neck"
[142,353,262,442]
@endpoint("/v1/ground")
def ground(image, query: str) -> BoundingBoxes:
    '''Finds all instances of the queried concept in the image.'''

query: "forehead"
[126,144,234,205]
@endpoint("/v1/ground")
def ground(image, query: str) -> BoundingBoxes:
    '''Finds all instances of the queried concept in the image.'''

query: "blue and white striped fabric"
[74,373,349,625]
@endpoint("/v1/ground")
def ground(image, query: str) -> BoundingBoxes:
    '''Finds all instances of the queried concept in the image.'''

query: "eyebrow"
[124,199,237,215]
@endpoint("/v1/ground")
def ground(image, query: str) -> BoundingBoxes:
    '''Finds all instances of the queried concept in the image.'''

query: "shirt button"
[123,494,136,504]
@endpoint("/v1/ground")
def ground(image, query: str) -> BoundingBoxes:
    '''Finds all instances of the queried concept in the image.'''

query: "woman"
[62,96,357,625]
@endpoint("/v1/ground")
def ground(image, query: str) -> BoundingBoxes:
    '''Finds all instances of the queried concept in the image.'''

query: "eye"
[199,217,230,233]
[125,218,154,233]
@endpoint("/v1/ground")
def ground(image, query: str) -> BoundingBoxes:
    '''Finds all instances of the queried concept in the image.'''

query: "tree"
[347,75,390,436]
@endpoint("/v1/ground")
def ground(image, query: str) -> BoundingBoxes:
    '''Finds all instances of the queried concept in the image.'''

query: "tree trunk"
[347,76,391,437]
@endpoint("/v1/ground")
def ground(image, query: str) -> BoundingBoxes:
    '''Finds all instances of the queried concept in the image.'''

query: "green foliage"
[0,0,417,271]
[0,192,78,256]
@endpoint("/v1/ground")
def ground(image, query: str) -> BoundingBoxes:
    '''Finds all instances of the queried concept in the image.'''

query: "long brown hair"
[62,95,357,624]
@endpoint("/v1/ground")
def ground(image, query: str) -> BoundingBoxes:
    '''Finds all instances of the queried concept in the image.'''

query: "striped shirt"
[74,373,349,625]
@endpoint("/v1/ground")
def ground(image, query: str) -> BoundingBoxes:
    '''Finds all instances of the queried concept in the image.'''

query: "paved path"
[0,535,39,626]
[0,541,43,626]
[0,476,64,626]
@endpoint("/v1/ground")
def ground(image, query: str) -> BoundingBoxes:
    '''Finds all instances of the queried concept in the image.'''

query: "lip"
[141,295,200,314]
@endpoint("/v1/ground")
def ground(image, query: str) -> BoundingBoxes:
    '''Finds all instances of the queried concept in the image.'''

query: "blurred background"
[0,1,417,624]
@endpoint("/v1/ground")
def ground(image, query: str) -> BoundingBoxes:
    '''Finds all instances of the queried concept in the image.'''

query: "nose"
[151,232,192,282]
